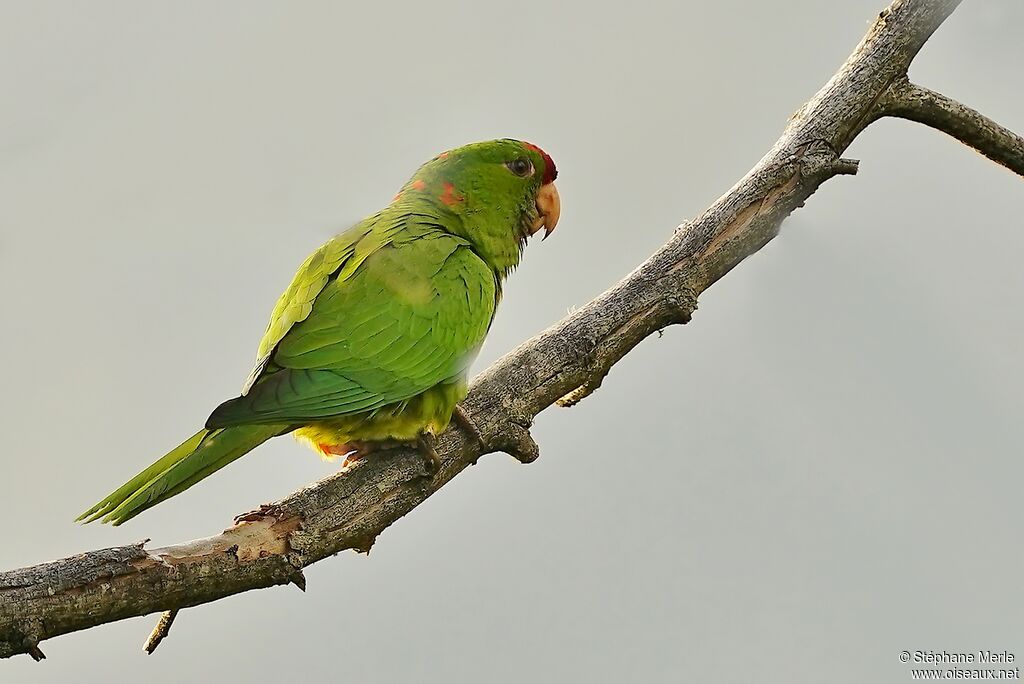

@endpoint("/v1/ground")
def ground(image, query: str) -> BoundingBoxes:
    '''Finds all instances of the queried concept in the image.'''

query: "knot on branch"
[285,553,307,590]
[490,418,540,464]
[15,620,45,661]
[556,376,605,408]
[795,140,861,181]
[665,289,698,325]
[555,287,696,409]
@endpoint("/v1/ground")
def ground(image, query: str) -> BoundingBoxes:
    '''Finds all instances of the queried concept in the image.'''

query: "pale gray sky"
[2,2,1022,682]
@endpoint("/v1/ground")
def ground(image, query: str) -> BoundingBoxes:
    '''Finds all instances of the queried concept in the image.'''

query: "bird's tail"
[77,424,282,526]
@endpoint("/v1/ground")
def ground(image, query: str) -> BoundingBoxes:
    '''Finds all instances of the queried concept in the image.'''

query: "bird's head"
[393,139,560,276]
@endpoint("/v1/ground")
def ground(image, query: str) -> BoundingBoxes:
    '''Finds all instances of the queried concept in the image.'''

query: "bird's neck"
[389,195,526,281]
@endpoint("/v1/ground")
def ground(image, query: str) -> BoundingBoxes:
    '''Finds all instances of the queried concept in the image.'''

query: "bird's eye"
[505,158,534,177]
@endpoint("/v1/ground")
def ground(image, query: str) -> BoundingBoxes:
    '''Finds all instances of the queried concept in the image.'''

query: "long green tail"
[77,425,281,526]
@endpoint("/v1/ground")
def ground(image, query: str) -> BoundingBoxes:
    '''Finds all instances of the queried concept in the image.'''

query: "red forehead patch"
[523,142,558,184]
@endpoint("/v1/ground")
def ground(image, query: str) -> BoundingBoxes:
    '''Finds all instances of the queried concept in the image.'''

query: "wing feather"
[208,221,496,428]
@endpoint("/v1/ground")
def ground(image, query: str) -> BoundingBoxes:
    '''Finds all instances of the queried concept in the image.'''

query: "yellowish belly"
[293,380,467,460]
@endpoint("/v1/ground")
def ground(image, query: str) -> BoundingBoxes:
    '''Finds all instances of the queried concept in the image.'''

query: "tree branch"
[143,609,178,655]
[880,76,1024,177]
[6,0,1010,660]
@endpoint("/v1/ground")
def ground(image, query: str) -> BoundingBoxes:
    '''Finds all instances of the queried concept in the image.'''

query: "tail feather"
[78,425,280,526]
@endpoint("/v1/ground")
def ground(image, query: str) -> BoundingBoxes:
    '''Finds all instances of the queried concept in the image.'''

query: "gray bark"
[881,76,1024,177]
[3,0,1019,660]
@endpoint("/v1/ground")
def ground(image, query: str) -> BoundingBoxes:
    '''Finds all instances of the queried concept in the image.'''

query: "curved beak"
[529,182,561,240]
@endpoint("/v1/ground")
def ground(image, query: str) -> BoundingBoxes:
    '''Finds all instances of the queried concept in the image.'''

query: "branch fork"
[879,75,1024,178]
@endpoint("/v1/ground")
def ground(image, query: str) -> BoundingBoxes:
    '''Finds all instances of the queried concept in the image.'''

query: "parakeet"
[78,139,560,526]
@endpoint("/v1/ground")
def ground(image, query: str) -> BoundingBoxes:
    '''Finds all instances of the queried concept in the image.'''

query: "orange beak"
[529,182,561,239]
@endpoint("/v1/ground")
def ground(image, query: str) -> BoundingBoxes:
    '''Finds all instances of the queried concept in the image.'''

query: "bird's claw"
[452,404,487,451]
[416,433,441,474]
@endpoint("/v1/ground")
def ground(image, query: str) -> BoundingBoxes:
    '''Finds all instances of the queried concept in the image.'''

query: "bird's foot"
[317,438,438,475]
[416,432,441,474]
[452,404,487,450]
[321,437,439,475]
[326,440,406,468]
[317,441,357,463]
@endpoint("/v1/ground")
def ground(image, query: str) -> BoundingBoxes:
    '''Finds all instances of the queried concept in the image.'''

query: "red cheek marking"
[437,151,449,159]
[440,182,464,206]
[393,190,403,201]
[411,179,427,191]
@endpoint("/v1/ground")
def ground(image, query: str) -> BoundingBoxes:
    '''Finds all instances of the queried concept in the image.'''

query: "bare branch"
[881,76,1024,177]
[143,610,178,655]
[7,0,1013,660]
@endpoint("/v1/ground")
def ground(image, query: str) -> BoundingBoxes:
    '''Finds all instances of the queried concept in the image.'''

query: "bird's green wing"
[208,223,496,426]
[239,216,397,394]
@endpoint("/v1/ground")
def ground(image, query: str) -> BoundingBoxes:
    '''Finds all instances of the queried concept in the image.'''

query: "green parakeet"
[78,139,560,526]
